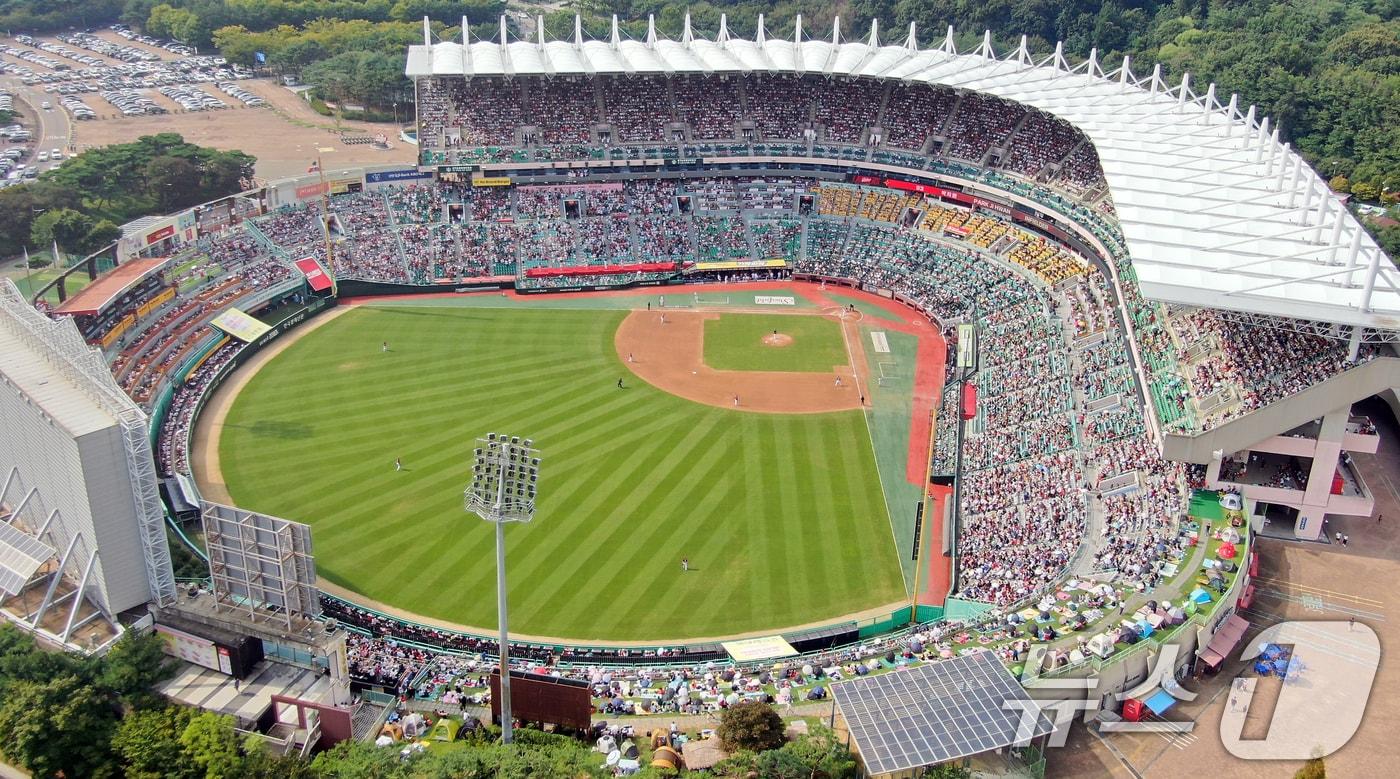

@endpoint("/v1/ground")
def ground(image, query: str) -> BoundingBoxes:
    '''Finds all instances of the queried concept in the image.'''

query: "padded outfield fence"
[322,590,950,677]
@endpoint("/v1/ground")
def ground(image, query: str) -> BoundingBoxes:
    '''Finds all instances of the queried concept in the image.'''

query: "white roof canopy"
[406,15,1399,330]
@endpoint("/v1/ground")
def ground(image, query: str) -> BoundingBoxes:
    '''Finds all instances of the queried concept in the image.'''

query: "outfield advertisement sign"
[293,257,334,292]
[210,308,274,343]
[722,636,799,662]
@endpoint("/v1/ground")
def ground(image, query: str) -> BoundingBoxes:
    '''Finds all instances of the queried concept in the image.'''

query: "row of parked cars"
[214,82,265,107]
[0,42,63,70]
[61,31,162,63]
[1,120,31,143]
[15,35,110,69]
[100,89,161,116]
[158,84,225,111]
[58,94,96,119]
[110,25,197,57]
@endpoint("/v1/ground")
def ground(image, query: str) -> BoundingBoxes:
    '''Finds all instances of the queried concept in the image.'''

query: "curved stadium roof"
[406,14,1400,332]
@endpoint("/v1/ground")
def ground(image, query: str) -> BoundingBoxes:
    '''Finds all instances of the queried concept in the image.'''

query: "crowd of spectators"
[943,94,1026,162]
[415,73,1119,216]
[157,340,243,474]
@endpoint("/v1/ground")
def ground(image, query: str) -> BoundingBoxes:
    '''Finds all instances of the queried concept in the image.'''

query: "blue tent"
[1144,689,1176,716]
[1189,588,1213,605]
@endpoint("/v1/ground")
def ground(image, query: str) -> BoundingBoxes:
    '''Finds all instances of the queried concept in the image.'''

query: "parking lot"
[0,25,412,181]
[0,27,262,122]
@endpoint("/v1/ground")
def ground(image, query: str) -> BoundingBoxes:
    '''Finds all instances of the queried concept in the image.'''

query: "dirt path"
[615,309,864,414]
[191,306,350,504]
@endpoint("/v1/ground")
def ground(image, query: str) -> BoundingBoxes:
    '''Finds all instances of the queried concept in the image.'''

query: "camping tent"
[429,718,460,742]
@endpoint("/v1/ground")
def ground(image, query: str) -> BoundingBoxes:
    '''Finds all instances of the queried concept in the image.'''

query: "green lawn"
[219,306,905,640]
[702,313,848,373]
[4,265,93,305]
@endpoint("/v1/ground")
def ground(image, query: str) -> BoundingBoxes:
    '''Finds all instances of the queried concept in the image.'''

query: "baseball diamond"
[209,298,917,640]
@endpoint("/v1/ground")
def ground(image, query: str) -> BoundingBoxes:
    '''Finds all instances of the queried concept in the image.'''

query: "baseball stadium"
[1,13,1396,775]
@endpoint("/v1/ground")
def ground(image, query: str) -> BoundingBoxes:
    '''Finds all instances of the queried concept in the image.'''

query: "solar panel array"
[0,522,55,596]
[831,652,1056,775]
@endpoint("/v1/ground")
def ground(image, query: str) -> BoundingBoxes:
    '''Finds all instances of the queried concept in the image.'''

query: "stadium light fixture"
[466,434,541,745]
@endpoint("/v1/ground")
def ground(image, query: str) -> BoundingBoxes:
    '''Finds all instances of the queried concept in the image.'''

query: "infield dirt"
[615,309,870,414]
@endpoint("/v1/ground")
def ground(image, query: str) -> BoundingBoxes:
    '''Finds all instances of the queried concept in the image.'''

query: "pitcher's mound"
[762,333,794,347]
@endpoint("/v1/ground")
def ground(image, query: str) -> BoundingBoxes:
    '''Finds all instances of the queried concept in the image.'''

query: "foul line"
[838,315,909,594]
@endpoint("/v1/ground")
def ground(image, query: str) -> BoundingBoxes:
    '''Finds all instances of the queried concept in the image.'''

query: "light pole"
[465,433,541,745]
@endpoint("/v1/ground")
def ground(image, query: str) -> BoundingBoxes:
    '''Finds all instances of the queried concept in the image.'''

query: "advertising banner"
[971,196,1012,216]
[471,176,513,187]
[365,168,433,184]
[293,257,334,292]
[145,224,176,245]
[154,623,220,672]
[210,308,274,343]
[100,314,135,348]
[722,636,799,662]
[517,182,623,193]
[136,286,176,319]
[693,258,787,272]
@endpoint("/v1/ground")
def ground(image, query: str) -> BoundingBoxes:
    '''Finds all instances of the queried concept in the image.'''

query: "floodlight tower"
[465,433,541,745]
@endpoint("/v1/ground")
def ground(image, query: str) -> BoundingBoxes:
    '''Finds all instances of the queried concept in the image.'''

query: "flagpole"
[22,246,35,300]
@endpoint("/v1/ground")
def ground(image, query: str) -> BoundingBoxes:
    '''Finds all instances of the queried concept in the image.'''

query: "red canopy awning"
[54,257,169,316]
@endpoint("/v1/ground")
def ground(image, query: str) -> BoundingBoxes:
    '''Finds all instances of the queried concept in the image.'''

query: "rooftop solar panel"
[0,522,55,596]
[831,652,1056,775]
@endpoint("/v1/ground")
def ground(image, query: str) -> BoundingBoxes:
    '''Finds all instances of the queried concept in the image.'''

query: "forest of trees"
[0,133,254,258]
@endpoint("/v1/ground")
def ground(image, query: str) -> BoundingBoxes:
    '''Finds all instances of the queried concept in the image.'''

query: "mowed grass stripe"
[598,435,749,634]
[220,306,904,639]
[506,413,723,608]
[539,419,737,633]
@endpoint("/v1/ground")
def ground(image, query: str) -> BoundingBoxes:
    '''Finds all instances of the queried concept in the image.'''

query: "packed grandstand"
[18,20,1389,715]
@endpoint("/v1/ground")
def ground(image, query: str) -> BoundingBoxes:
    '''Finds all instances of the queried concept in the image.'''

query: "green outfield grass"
[219,306,905,640]
[702,313,847,373]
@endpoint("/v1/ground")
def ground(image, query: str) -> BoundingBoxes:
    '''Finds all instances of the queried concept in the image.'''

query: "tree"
[83,220,125,255]
[111,706,200,779]
[1329,175,1351,193]
[147,4,200,41]
[201,149,256,195]
[1295,757,1326,779]
[0,674,118,778]
[147,155,204,211]
[1352,181,1381,202]
[30,208,95,251]
[180,711,249,779]
[310,740,418,778]
[99,630,179,708]
[924,763,974,778]
[769,725,858,778]
[717,700,787,753]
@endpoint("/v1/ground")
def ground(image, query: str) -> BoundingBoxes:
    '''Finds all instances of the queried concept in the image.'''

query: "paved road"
[1,73,73,166]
